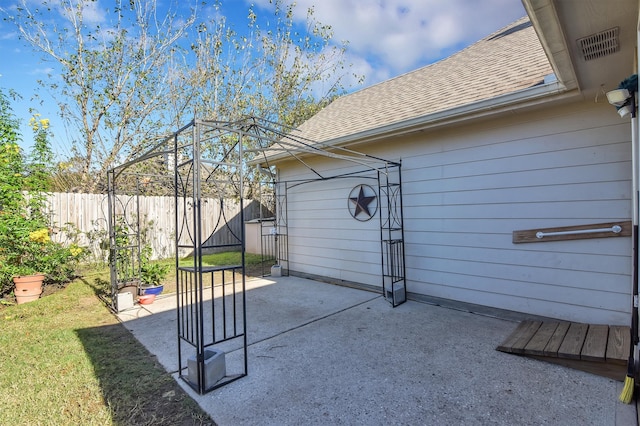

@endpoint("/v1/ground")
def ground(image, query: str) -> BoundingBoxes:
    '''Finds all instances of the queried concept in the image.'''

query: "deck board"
[581,325,608,362]
[524,322,558,356]
[496,320,541,353]
[606,325,630,365]
[543,322,570,357]
[558,323,589,359]
[497,321,630,381]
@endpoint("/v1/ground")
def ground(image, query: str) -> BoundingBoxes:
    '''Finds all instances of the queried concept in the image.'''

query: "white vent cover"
[577,27,619,61]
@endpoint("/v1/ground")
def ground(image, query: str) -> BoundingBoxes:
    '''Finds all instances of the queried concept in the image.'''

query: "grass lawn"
[164,252,273,294]
[0,252,272,424]
[0,267,215,425]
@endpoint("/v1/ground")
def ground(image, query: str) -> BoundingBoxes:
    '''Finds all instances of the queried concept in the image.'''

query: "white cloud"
[29,67,54,76]
[247,0,526,87]
[19,0,107,26]
[0,31,17,41]
[80,1,107,24]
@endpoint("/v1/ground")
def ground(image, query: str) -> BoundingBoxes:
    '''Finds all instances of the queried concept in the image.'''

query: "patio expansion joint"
[227,294,382,355]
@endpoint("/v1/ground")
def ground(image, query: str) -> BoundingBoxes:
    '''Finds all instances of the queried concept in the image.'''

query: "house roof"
[294,17,555,145]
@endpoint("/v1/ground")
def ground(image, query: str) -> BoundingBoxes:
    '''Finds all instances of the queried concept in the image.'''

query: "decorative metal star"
[350,186,376,218]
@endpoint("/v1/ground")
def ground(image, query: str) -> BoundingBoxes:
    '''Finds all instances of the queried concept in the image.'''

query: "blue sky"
[0,0,526,158]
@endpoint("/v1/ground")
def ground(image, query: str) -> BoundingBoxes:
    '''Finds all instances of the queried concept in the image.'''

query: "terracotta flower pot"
[13,274,45,304]
[138,294,155,305]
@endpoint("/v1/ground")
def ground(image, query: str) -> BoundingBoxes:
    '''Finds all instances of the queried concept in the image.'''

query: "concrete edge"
[615,381,639,426]
[290,270,563,323]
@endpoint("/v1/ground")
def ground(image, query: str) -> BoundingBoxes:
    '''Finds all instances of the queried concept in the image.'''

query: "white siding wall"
[401,101,631,324]
[280,99,632,325]
[279,160,382,286]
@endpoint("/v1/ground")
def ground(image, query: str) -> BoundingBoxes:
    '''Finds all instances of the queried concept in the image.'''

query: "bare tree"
[3,0,356,192]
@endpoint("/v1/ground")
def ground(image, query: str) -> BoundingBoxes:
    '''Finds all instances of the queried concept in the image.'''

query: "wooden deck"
[496,321,631,381]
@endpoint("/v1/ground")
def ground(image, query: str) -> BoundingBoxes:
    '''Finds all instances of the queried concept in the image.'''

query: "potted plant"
[11,268,45,305]
[139,245,169,296]
[0,106,85,303]
[3,226,84,304]
[7,228,50,304]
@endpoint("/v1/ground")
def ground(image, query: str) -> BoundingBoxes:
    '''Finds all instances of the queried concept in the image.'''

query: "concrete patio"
[117,276,636,425]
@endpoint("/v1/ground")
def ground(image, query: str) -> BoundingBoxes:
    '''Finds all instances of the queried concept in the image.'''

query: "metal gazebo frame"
[107,116,406,394]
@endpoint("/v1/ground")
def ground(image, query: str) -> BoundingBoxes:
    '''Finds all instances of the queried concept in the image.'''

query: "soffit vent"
[577,27,619,61]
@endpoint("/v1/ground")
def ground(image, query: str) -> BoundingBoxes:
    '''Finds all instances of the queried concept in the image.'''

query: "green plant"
[139,245,169,287]
[85,218,110,265]
[0,90,85,294]
[109,216,135,282]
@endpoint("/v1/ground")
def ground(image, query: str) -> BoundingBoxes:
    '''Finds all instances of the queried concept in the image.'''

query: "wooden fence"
[46,192,264,262]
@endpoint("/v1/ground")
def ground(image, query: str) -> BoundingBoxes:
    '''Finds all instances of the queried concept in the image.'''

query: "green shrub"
[140,245,169,287]
[0,90,85,294]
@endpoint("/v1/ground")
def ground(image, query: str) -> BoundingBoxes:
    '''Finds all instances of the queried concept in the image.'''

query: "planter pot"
[138,294,156,305]
[13,274,45,305]
[118,279,141,297]
[141,284,164,296]
[119,284,139,297]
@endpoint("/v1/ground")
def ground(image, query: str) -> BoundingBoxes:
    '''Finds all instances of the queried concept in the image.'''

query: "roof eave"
[521,0,579,91]
[264,81,575,164]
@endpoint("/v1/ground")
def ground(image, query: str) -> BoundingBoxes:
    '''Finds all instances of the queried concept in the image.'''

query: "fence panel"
[46,193,258,262]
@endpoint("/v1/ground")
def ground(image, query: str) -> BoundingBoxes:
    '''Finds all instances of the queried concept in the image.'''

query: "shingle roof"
[295,17,553,144]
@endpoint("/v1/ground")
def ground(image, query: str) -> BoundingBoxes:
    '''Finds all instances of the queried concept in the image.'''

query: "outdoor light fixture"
[606,74,637,118]
[618,104,633,118]
[606,88,631,106]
